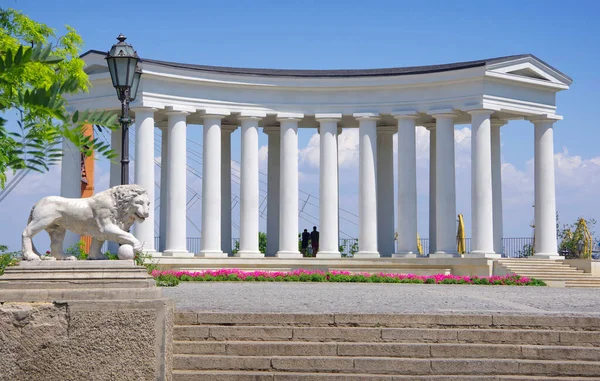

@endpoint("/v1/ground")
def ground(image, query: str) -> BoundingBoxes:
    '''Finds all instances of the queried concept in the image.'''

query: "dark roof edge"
[80,50,571,81]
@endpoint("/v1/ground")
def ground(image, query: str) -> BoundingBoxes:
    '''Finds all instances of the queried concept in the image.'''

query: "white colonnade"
[63,52,569,259]
[60,108,564,261]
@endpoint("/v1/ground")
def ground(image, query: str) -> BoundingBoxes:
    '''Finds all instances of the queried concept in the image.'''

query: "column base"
[533,253,565,260]
[353,251,380,259]
[162,250,194,257]
[316,251,342,259]
[235,251,264,258]
[465,252,501,259]
[392,252,418,258]
[197,251,227,258]
[276,251,302,258]
[429,252,460,258]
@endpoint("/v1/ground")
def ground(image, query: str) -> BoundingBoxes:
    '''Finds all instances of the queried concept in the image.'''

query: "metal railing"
[147,236,535,258]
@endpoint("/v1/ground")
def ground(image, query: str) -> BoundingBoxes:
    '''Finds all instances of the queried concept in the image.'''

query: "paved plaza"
[164,283,600,315]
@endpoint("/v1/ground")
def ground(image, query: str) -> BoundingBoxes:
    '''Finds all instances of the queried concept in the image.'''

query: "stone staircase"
[496,259,600,288]
[172,312,600,380]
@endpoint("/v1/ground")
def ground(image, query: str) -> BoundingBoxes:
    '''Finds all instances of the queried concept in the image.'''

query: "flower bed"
[151,269,546,287]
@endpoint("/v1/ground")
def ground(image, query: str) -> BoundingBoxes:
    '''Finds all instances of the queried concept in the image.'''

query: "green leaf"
[14,45,23,65]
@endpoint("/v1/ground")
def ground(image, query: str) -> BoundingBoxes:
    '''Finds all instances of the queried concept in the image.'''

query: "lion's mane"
[93,184,148,226]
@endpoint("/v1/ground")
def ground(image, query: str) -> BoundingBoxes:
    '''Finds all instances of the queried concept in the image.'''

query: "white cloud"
[259,145,268,171]
[338,129,360,168]
[299,133,321,168]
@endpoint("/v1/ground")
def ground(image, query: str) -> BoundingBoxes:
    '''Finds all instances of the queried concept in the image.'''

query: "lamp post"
[106,34,142,185]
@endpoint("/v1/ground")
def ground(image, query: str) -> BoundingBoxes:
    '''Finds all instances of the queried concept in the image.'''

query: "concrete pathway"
[163,283,600,315]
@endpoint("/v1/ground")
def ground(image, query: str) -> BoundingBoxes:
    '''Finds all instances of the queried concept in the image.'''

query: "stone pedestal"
[0,260,173,380]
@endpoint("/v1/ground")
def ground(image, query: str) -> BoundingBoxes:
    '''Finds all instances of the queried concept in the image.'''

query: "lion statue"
[21,184,150,261]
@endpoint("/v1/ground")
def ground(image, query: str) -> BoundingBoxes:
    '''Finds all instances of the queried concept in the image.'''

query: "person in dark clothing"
[301,229,310,257]
[310,226,319,255]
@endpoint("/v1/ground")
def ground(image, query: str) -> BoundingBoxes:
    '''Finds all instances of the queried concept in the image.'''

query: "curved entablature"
[69,50,572,127]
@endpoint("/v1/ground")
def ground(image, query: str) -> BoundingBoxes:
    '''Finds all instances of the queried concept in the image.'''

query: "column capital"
[131,107,157,114]
[353,112,379,121]
[239,110,267,120]
[466,108,495,117]
[527,114,562,124]
[263,125,280,135]
[377,125,396,134]
[316,113,342,122]
[392,110,420,119]
[199,108,230,118]
[276,112,304,121]
[164,105,193,114]
[429,108,458,119]
[221,124,238,134]
[164,110,190,117]
[491,119,508,128]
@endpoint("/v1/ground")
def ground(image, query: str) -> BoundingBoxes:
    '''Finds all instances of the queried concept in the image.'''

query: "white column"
[159,126,168,252]
[316,114,341,258]
[198,114,227,257]
[265,127,280,257]
[276,114,303,258]
[376,126,395,257]
[394,114,419,257]
[532,119,561,259]
[431,112,458,257]
[237,116,263,257]
[354,113,379,258]
[427,125,436,254]
[466,110,499,258]
[221,125,235,256]
[132,108,156,253]
[60,135,81,250]
[163,111,191,256]
[491,120,505,256]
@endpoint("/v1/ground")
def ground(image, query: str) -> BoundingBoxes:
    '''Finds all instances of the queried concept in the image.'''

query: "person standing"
[301,229,310,257]
[310,226,320,255]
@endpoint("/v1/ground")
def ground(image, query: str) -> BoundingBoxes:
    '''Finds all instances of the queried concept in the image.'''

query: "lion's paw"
[41,256,57,261]
[23,253,41,261]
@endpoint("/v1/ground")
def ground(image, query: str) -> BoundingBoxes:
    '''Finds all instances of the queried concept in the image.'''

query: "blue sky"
[1,0,599,250]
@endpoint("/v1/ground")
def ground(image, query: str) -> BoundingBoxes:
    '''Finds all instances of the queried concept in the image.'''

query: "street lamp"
[106,34,142,185]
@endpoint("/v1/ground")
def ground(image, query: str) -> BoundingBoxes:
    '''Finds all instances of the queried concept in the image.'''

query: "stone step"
[511,275,596,281]
[497,259,566,263]
[176,312,600,329]
[173,355,600,376]
[566,282,600,288]
[174,341,600,360]
[173,370,600,381]
[500,264,577,268]
[501,266,583,271]
[174,326,600,345]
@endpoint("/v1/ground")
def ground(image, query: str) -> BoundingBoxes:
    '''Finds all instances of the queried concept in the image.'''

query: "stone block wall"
[0,299,173,381]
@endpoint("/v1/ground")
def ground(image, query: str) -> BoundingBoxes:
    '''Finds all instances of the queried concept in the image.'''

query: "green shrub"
[105,251,119,260]
[65,240,87,260]
[0,253,19,275]
[155,274,180,287]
